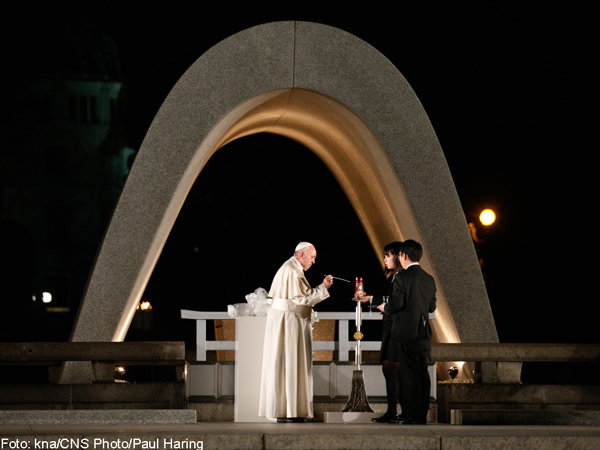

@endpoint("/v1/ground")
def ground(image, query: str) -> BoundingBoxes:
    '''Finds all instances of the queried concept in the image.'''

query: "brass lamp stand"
[342,301,374,412]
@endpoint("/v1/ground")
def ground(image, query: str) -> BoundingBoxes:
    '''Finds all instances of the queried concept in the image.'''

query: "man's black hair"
[399,239,423,262]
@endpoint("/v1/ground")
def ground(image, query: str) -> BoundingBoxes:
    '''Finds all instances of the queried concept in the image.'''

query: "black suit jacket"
[384,264,436,342]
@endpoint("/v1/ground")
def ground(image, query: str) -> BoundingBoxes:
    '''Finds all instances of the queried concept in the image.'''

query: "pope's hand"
[323,275,334,289]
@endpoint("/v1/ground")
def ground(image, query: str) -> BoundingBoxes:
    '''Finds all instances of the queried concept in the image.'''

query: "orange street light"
[479,209,496,226]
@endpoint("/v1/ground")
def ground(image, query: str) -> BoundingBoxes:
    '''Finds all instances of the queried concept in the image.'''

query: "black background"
[1,3,594,365]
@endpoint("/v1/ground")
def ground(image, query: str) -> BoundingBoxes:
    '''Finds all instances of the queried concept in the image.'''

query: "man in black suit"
[377,239,436,424]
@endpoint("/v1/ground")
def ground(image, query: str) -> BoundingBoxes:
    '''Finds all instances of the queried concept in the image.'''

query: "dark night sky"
[2,4,594,351]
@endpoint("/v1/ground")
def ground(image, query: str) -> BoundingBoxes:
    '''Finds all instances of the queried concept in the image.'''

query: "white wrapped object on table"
[244,287,271,316]
[227,303,252,318]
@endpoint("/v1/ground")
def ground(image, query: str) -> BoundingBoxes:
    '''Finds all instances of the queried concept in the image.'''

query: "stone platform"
[1,422,600,450]
[0,409,197,425]
[453,409,600,426]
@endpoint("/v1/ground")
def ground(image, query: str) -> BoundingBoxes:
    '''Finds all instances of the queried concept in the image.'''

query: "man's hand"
[377,303,386,312]
[323,275,334,289]
[356,295,371,303]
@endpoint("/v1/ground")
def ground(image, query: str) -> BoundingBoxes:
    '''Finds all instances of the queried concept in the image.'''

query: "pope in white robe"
[258,242,333,421]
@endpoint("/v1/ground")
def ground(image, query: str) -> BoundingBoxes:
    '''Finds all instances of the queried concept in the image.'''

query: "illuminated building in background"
[0,18,133,339]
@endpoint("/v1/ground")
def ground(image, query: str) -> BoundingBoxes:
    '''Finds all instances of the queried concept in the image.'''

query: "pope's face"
[297,246,317,271]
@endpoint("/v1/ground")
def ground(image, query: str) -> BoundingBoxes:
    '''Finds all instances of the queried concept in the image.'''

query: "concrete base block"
[188,400,234,422]
[323,411,376,423]
[497,362,523,384]
[0,409,197,425]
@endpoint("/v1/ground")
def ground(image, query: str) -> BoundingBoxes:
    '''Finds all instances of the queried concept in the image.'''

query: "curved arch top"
[62,21,498,382]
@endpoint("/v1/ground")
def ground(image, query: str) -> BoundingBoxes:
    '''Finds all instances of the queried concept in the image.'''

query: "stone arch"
[63,21,498,382]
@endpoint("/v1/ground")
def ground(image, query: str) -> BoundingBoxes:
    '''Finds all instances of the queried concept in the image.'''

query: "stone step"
[2,422,600,450]
[453,409,600,426]
[188,399,440,424]
[0,409,197,425]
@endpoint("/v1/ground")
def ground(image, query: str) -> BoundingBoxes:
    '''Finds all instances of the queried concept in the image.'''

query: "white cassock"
[258,256,330,419]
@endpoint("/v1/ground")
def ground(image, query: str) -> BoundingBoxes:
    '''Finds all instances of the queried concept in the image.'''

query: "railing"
[0,342,188,410]
[180,310,384,361]
[430,342,600,383]
[0,341,186,383]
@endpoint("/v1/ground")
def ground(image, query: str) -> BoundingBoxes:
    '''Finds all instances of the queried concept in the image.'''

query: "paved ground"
[2,422,600,450]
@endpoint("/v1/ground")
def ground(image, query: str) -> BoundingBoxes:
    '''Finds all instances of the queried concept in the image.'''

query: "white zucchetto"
[295,242,313,252]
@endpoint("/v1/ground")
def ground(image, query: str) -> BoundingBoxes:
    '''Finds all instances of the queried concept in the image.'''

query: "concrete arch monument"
[62,21,498,382]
